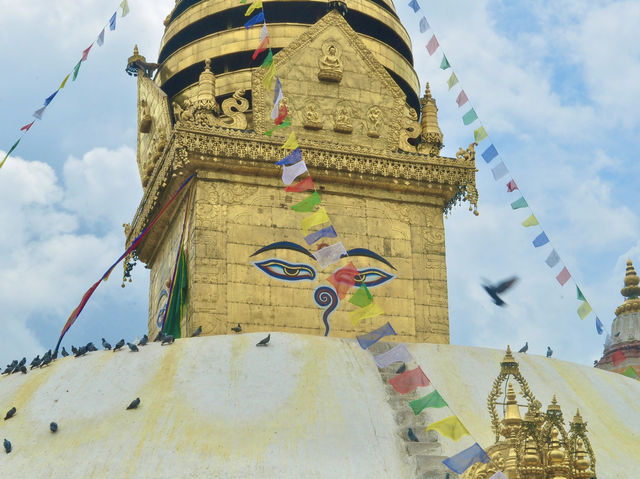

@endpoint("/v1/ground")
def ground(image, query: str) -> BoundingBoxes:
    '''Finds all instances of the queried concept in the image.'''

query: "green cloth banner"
[622,366,638,379]
[291,191,321,212]
[163,246,188,338]
[261,50,273,68]
[440,54,450,70]
[72,60,82,81]
[510,197,528,209]
[349,283,373,307]
[409,390,447,415]
[577,286,586,301]
[462,108,478,125]
[0,139,21,169]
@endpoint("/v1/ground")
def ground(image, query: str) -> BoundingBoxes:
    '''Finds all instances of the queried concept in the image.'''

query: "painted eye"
[155,289,169,327]
[253,259,316,282]
[355,268,395,288]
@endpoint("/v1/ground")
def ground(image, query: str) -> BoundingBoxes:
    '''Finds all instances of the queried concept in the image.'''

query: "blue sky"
[1,0,639,367]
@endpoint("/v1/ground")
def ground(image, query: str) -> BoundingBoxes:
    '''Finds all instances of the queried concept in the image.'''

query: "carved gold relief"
[173,89,249,131]
[456,142,477,163]
[317,42,343,82]
[333,103,353,133]
[398,107,421,153]
[303,101,323,130]
[365,106,383,138]
[139,99,152,133]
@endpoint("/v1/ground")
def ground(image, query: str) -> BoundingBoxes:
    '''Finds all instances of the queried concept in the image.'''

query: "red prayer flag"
[252,37,270,60]
[611,349,626,366]
[81,43,94,61]
[389,366,430,394]
[506,179,518,192]
[327,262,358,299]
[456,90,468,107]
[285,176,314,193]
[426,35,439,55]
[556,267,571,286]
[274,104,288,125]
[20,121,35,132]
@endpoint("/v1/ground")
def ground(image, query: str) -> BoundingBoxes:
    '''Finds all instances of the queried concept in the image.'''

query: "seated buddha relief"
[317,43,343,83]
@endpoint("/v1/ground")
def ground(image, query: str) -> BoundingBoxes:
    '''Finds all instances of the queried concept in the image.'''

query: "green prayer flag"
[409,390,447,415]
[462,108,478,125]
[163,246,188,338]
[510,197,528,209]
[577,300,592,320]
[240,0,248,3]
[261,50,273,68]
[447,72,458,90]
[72,60,82,81]
[349,284,373,308]
[622,366,638,379]
[264,118,291,136]
[474,126,488,142]
[522,214,539,227]
[440,54,450,70]
[291,191,321,212]
[0,139,21,170]
[577,286,586,301]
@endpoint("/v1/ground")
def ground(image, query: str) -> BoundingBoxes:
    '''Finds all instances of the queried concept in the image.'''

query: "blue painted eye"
[253,259,317,282]
[355,268,395,288]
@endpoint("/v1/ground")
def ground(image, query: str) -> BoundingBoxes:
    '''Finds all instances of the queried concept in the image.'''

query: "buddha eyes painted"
[253,259,317,282]
[354,268,395,288]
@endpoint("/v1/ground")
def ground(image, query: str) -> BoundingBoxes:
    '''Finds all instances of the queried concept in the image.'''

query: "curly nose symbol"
[313,286,339,336]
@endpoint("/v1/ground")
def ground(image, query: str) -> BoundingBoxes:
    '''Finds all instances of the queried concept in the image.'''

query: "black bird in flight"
[4,407,16,420]
[161,335,175,345]
[138,335,148,346]
[191,326,202,337]
[408,427,419,442]
[50,422,58,433]
[482,276,519,306]
[546,346,553,358]
[102,338,112,350]
[256,334,271,347]
[113,339,125,351]
[126,398,140,410]
[231,324,242,333]
[518,342,529,353]
[127,343,139,352]
[3,438,11,454]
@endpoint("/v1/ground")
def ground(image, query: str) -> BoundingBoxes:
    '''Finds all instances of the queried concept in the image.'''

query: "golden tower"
[125,0,478,342]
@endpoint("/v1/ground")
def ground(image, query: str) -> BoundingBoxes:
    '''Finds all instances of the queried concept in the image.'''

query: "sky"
[1,0,639,367]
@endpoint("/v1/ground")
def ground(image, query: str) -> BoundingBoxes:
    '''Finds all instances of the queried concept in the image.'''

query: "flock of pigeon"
[1,324,272,455]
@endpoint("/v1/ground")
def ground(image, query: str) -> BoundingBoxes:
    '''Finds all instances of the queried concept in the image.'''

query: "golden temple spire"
[418,82,443,153]
[615,259,640,315]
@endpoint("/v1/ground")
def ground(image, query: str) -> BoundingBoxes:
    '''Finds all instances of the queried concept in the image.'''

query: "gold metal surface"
[615,258,640,315]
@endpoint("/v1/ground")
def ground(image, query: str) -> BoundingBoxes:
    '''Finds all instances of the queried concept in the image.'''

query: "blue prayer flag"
[419,16,429,33]
[408,0,420,12]
[357,322,396,349]
[109,11,117,31]
[596,316,604,335]
[276,147,302,166]
[44,90,58,106]
[442,443,491,474]
[304,225,338,245]
[481,144,498,163]
[532,232,549,247]
[244,11,265,28]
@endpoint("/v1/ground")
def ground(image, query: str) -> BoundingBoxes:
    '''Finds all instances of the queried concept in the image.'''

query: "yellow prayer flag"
[59,74,70,90]
[262,63,277,90]
[245,0,262,15]
[521,214,539,227]
[577,300,592,320]
[474,126,488,142]
[425,415,469,441]
[301,207,329,235]
[350,301,384,326]
[282,131,299,150]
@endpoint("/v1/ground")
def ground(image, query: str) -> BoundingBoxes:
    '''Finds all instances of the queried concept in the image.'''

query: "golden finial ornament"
[418,82,443,153]
[615,258,640,315]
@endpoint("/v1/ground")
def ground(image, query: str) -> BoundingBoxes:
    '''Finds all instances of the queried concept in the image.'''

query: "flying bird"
[3,438,11,454]
[256,334,271,347]
[50,422,58,433]
[518,342,529,353]
[191,326,202,337]
[113,339,125,351]
[408,427,419,442]
[231,324,242,333]
[102,338,112,350]
[161,335,175,345]
[546,347,553,358]
[61,347,69,357]
[138,335,148,346]
[396,363,407,374]
[4,407,16,420]
[127,343,139,352]
[482,276,519,306]
[126,398,141,410]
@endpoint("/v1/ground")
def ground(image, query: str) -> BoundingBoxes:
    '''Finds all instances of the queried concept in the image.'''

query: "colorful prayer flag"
[426,35,439,55]
[532,232,549,247]
[163,246,188,338]
[545,249,560,268]
[302,207,330,235]
[577,300,592,319]
[72,60,82,81]
[277,147,302,166]
[271,77,283,119]
[491,161,508,180]
[356,322,396,349]
[511,197,528,209]
[282,131,299,150]
[44,90,58,106]
[506,179,518,192]
[261,49,273,68]
[328,262,358,299]
[389,366,430,394]
[611,349,626,366]
[442,443,491,474]
[522,214,539,227]
[120,0,130,16]
[97,28,105,46]
[481,144,498,163]
[0,139,21,169]
[244,11,265,28]
[262,62,277,89]
[259,22,268,41]
[20,121,35,132]
[286,174,314,192]
[622,366,638,379]
[264,118,291,136]
[350,301,384,326]
[474,126,488,142]
[447,72,459,91]
[440,54,450,70]
[253,37,270,60]
[349,283,373,308]
[408,0,420,12]
[282,160,307,185]
[109,11,117,30]
[462,108,478,125]
[373,343,412,368]
[419,16,429,33]
[409,390,447,415]
[313,241,347,268]
[291,191,321,213]
[596,316,604,335]
[304,225,337,245]
[81,43,93,61]
[456,90,468,107]
[577,286,586,301]
[245,0,263,16]
[275,104,288,125]
[33,106,46,120]
[59,73,70,89]
[426,416,469,441]
[556,266,571,286]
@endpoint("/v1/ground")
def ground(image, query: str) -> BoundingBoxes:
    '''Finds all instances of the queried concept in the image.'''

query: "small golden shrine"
[462,347,597,479]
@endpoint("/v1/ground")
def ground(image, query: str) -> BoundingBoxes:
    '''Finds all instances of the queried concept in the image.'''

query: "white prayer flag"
[282,160,307,185]
[313,242,347,269]
[373,344,413,368]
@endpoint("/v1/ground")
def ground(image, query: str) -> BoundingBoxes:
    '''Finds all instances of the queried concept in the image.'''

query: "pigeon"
[482,276,519,306]
[86,342,98,352]
[3,438,11,454]
[18,357,26,367]
[408,427,419,442]
[231,324,242,333]
[71,345,78,355]
[518,342,529,353]
[126,398,140,410]
[61,347,69,357]
[256,334,271,347]
[2,365,14,375]
[4,407,16,420]
[395,363,407,374]
[50,422,58,433]
[161,335,175,345]
[30,356,41,369]
[74,346,87,358]
[191,326,202,337]
[40,355,52,368]
[154,331,165,342]
[593,360,598,366]
[52,350,58,361]
[138,335,148,346]
[546,346,553,358]
[18,365,27,374]
[102,338,112,350]
[614,332,621,337]
[113,339,125,351]
[127,342,139,352]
